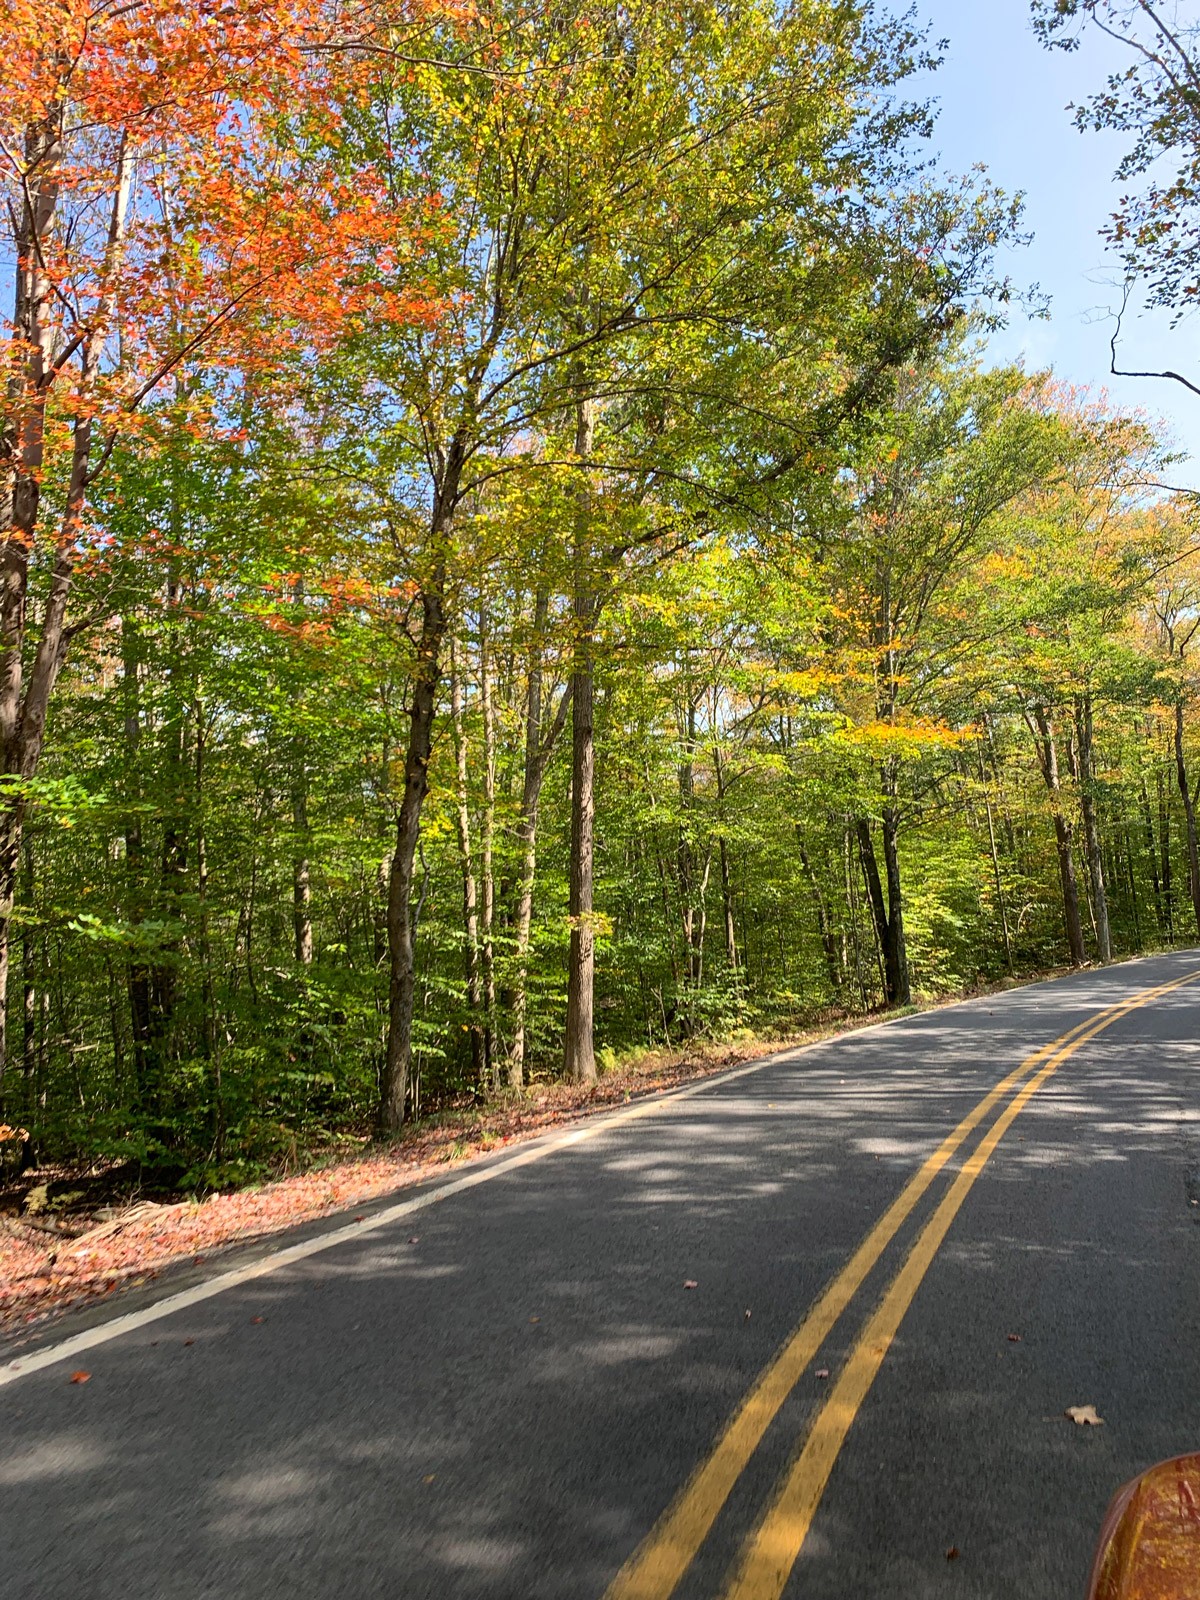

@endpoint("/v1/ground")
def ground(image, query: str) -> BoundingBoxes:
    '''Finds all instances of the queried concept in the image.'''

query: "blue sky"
[914,0,1200,469]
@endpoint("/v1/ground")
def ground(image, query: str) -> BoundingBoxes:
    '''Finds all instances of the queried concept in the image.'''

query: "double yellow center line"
[605,967,1200,1600]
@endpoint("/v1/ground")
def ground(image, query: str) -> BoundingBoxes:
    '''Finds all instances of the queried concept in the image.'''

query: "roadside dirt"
[0,970,1066,1336]
[0,1029,824,1333]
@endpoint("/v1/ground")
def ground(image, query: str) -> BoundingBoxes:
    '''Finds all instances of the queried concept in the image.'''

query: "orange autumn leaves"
[1,0,454,439]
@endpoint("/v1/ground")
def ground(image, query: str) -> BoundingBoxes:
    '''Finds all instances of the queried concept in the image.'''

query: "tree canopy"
[2,0,1198,1190]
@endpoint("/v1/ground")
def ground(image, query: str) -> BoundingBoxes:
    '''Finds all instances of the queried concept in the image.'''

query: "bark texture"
[378,447,464,1132]
[1174,697,1200,935]
[1027,705,1087,966]
[508,586,571,1088]
[563,399,598,1085]
[1074,694,1111,962]
[856,813,910,1007]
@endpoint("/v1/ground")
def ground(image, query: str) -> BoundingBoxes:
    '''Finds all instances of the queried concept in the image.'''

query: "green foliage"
[1033,0,1200,319]
[3,6,1194,1184]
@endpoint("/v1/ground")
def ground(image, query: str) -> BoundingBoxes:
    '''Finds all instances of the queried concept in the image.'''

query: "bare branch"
[1109,280,1200,398]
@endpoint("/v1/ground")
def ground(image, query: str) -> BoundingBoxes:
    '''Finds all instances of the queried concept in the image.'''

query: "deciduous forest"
[4,0,1200,1194]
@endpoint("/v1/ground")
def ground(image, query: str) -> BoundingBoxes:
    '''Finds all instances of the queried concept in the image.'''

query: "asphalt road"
[4,951,1200,1600]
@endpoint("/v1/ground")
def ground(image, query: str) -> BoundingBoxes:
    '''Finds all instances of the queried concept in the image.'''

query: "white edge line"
[5,952,1196,1387]
[0,1048,787,1387]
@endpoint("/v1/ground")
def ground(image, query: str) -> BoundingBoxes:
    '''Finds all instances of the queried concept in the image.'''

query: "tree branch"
[1110,279,1200,398]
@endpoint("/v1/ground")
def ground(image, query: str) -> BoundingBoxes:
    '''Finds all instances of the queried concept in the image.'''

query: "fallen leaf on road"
[183,1338,194,1346]
[683,1280,698,1290]
[69,1370,90,1384]
[529,1316,540,1324]
[1065,1404,1104,1426]
[945,1546,960,1562]
[815,1368,830,1379]
[250,1316,264,1325]
[5,1039,840,1334]
[407,1236,420,1245]
[354,1215,365,1222]
[1007,1333,1022,1343]
[423,1474,436,1484]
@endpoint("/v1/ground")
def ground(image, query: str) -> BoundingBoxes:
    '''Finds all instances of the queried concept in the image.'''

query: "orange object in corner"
[1087,1454,1200,1600]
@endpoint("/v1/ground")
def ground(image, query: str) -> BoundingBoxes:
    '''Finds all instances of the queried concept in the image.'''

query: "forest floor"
[0,976,1063,1337]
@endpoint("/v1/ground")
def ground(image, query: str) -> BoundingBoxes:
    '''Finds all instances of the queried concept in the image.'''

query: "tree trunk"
[292,769,314,967]
[1075,694,1111,961]
[378,446,464,1134]
[855,804,910,1006]
[676,693,705,1004]
[478,597,497,1083]
[120,618,152,1104]
[879,804,911,1005]
[195,705,218,1148]
[797,828,841,995]
[713,747,738,974]
[856,819,903,1004]
[719,835,738,973]
[1026,705,1087,965]
[508,587,571,1088]
[509,592,546,1089]
[977,738,1014,974]
[856,819,889,994]
[380,575,448,1131]
[1124,826,1143,948]
[563,637,597,1082]
[19,839,35,1128]
[0,116,55,1083]
[1052,809,1087,964]
[1139,776,1165,935]
[984,798,1014,975]
[1160,765,1175,940]
[1174,697,1200,935]
[449,641,484,1086]
[147,571,189,1120]
[563,399,598,1085]
[843,824,869,1009]
[0,119,130,1083]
